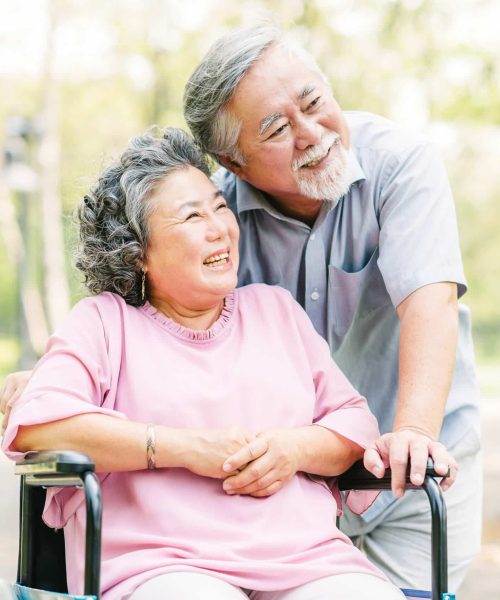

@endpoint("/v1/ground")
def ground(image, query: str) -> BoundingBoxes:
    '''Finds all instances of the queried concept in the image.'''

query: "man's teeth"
[303,155,325,167]
[204,252,229,266]
[301,138,339,168]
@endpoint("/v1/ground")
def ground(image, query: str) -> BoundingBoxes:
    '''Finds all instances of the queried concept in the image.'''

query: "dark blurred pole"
[3,116,40,369]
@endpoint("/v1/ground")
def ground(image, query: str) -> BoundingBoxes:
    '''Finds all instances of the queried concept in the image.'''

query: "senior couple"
[1,24,480,599]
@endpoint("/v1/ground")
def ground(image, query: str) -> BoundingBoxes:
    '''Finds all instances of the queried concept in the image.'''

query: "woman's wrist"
[154,426,193,469]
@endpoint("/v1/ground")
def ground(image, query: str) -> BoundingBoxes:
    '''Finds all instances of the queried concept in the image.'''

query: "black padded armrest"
[339,458,447,491]
[16,450,101,597]
[15,450,95,477]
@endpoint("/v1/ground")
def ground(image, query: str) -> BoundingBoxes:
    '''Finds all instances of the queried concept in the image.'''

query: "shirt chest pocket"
[328,248,390,338]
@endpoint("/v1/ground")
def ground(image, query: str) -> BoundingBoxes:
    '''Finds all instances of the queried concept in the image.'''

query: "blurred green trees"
[0,0,499,373]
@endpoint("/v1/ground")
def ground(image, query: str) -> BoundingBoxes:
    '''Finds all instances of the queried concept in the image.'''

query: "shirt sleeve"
[378,142,467,307]
[285,291,380,515]
[1,295,127,527]
[2,294,127,462]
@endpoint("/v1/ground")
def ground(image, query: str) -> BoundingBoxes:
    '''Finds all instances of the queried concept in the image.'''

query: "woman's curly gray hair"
[75,127,211,306]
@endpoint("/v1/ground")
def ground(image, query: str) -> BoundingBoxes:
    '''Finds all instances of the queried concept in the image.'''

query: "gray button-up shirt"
[215,111,479,517]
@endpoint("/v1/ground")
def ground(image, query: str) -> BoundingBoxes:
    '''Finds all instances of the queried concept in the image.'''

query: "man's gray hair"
[75,127,210,306]
[183,24,323,164]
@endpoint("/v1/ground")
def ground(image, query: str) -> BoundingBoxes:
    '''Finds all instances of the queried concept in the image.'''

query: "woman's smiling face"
[144,166,239,313]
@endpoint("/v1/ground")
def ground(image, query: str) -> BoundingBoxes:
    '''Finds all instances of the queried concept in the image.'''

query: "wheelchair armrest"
[15,450,95,478]
[338,457,449,600]
[15,451,102,598]
[338,458,446,491]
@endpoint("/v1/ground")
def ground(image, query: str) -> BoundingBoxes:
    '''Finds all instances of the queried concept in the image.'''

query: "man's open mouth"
[298,137,340,169]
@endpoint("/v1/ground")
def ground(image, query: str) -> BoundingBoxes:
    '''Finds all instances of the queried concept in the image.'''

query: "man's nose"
[294,115,322,150]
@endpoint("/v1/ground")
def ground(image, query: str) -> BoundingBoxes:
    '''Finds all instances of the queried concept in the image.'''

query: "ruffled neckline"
[140,291,236,342]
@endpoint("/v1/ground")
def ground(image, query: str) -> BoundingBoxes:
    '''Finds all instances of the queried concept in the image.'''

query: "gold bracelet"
[146,423,156,470]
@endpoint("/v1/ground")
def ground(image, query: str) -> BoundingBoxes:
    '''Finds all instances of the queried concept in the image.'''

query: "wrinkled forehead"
[229,44,326,124]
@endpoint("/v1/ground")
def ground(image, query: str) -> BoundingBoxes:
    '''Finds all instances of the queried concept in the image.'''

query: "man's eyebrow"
[259,112,282,136]
[299,84,316,99]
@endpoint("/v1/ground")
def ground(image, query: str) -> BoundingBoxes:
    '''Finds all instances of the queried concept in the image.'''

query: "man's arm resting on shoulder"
[364,282,459,496]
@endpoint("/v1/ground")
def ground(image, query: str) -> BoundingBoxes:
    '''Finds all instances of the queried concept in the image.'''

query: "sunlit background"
[0,0,499,597]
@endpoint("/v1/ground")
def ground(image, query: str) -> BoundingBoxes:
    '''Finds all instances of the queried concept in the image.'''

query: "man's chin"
[296,173,351,203]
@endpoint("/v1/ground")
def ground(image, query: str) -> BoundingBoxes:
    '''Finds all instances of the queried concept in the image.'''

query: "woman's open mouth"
[203,250,230,269]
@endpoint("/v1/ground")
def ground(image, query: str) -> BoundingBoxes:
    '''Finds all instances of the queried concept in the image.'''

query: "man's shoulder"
[212,167,236,194]
[345,110,428,155]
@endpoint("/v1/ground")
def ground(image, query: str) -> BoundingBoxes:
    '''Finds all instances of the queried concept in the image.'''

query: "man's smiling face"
[225,43,351,219]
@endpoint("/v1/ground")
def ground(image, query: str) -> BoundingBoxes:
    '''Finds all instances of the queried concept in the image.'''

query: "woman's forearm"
[293,425,364,476]
[13,414,182,472]
[221,425,365,498]
[13,414,255,476]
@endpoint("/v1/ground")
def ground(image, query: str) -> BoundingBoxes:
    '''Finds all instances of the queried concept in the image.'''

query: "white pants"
[340,427,482,593]
[129,572,405,599]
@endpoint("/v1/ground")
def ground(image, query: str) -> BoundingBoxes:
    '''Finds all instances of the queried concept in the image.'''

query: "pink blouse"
[3,284,383,599]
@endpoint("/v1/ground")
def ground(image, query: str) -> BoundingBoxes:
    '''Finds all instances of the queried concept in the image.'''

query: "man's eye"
[216,202,228,211]
[307,96,321,110]
[269,123,289,139]
[186,212,201,221]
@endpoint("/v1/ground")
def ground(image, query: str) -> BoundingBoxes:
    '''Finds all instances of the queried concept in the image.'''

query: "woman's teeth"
[204,252,229,267]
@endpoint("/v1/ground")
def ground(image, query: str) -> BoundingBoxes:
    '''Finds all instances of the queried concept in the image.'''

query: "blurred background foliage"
[0,0,499,377]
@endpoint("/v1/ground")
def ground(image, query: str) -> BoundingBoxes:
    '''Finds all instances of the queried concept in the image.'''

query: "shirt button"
[310,233,316,241]
[311,291,320,301]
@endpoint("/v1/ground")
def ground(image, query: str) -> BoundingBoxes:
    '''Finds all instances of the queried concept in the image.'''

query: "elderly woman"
[2,129,404,600]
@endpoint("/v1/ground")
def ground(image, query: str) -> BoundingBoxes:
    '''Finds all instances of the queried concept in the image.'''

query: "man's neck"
[265,192,322,227]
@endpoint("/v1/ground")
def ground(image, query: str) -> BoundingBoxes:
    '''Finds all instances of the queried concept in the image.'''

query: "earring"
[141,268,146,302]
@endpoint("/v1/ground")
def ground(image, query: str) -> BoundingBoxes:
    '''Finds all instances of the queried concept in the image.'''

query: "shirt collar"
[235,148,366,216]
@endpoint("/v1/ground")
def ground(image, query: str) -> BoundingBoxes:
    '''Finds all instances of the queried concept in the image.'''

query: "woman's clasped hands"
[222,429,300,498]
[179,426,299,498]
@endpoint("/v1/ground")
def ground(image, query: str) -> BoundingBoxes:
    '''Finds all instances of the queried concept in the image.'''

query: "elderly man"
[182,24,481,591]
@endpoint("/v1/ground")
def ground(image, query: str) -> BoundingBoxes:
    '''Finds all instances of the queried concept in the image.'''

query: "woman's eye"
[186,212,201,221]
[216,202,228,211]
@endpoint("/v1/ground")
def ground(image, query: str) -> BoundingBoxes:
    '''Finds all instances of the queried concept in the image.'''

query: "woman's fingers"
[222,436,268,474]
[224,465,278,496]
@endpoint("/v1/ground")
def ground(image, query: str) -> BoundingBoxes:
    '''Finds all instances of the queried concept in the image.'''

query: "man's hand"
[221,429,300,497]
[0,370,32,433]
[363,428,458,497]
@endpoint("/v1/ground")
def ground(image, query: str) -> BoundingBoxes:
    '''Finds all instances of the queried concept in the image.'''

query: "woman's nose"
[206,213,227,240]
[294,116,322,150]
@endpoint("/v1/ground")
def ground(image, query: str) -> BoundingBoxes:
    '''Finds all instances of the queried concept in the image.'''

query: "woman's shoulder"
[236,283,295,311]
[60,292,136,337]
[70,291,130,317]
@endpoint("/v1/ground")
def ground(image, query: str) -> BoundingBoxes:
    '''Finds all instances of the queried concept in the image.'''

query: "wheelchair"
[2,451,456,600]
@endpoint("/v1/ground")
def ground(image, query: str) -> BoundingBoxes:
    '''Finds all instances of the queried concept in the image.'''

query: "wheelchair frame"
[11,452,455,600]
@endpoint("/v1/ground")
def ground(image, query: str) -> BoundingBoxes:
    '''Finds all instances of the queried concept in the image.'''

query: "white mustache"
[292,133,341,171]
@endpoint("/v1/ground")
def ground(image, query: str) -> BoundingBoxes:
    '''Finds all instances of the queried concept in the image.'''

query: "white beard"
[293,135,351,203]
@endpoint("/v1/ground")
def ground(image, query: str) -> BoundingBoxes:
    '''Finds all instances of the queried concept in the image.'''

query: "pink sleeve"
[1,295,126,528]
[1,294,126,461]
[288,294,380,515]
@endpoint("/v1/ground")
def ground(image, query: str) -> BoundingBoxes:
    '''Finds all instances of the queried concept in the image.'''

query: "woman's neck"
[148,296,225,330]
